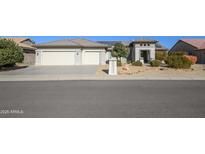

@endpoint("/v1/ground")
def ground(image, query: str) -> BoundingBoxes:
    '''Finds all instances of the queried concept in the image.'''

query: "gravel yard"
[96,64,205,77]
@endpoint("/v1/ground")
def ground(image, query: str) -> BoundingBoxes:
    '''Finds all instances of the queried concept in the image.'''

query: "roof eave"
[35,45,108,48]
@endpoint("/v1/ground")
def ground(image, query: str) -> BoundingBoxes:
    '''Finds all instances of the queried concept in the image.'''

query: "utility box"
[108,58,117,75]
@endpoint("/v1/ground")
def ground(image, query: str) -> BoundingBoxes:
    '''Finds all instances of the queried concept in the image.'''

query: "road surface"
[0,80,205,118]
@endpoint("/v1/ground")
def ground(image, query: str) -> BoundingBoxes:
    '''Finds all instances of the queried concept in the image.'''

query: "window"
[144,44,146,46]
[140,44,142,46]
[148,44,150,46]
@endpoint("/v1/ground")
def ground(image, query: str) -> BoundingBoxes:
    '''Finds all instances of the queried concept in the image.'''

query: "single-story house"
[35,39,108,65]
[99,39,168,63]
[35,38,167,65]
[169,39,205,64]
[1,38,36,65]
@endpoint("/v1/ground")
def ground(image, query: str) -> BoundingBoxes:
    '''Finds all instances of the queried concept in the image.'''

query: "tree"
[112,43,128,62]
[0,39,24,67]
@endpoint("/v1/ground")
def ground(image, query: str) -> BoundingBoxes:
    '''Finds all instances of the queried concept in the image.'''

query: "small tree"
[0,39,24,67]
[112,43,128,62]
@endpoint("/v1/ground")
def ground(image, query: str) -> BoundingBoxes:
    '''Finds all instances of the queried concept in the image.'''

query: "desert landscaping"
[96,64,205,77]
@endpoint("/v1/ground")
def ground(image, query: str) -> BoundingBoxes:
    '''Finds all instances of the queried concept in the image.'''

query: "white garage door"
[42,51,75,65]
[84,51,100,65]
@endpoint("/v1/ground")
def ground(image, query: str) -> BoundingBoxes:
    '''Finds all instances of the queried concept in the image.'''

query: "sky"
[2,36,205,49]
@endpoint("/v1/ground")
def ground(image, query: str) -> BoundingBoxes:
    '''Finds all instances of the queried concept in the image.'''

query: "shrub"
[155,51,167,61]
[150,60,161,67]
[166,55,192,69]
[132,60,142,66]
[0,39,24,67]
[183,55,197,64]
[168,51,186,56]
[0,49,16,66]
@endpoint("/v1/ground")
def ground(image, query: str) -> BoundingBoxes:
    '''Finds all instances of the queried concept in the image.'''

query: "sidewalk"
[0,74,205,81]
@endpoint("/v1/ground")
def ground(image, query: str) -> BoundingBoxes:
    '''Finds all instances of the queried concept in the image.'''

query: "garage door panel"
[84,51,100,65]
[42,51,75,65]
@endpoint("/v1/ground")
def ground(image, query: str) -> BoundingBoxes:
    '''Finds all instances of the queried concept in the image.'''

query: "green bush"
[155,51,167,61]
[166,55,192,69]
[0,49,16,66]
[132,60,142,66]
[150,60,161,67]
[0,39,24,67]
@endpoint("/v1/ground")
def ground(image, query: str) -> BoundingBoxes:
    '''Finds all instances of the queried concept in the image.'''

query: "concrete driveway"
[0,65,98,76]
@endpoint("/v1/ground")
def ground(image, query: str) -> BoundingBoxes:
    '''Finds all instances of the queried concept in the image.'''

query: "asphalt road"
[0,80,205,118]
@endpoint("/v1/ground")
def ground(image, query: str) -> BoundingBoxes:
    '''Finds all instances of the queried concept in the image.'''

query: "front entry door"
[141,50,149,63]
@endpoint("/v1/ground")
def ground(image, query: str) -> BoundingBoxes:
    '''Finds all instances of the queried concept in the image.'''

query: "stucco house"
[35,39,108,65]
[99,39,168,63]
[169,39,205,64]
[35,38,167,65]
[1,38,36,65]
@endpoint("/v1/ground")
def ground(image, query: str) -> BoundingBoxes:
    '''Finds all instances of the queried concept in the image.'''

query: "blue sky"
[2,36,205,49]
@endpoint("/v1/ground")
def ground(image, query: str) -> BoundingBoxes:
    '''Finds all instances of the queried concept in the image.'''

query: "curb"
[0,75,205,81]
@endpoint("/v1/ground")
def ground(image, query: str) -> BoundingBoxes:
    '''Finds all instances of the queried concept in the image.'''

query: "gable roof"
[36,38,108,48]
[181,39,205,50]
[9,38,31,44]
[1,37,36,50]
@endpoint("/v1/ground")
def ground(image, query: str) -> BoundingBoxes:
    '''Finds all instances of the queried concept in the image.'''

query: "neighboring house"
[35,39,108,65]
[2,38,36,65]
[169,39,205,64]
[99,39,168,63]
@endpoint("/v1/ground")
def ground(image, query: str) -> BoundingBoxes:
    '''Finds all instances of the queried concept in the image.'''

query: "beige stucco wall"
[23,52,35,65]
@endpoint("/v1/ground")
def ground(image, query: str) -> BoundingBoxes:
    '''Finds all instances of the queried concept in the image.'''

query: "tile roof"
[1,38,36,50]
[181,39,205,49]
[36,38,108,48]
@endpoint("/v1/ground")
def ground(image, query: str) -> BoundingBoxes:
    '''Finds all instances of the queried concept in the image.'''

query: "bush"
[0,39,24,67]
[166,55,192,69]
[132,60,142,66]
[150,60,161,67]
[155,51,167,61]
[168,51,185,56]
[0,49,16,66]
[183,55,197,64]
